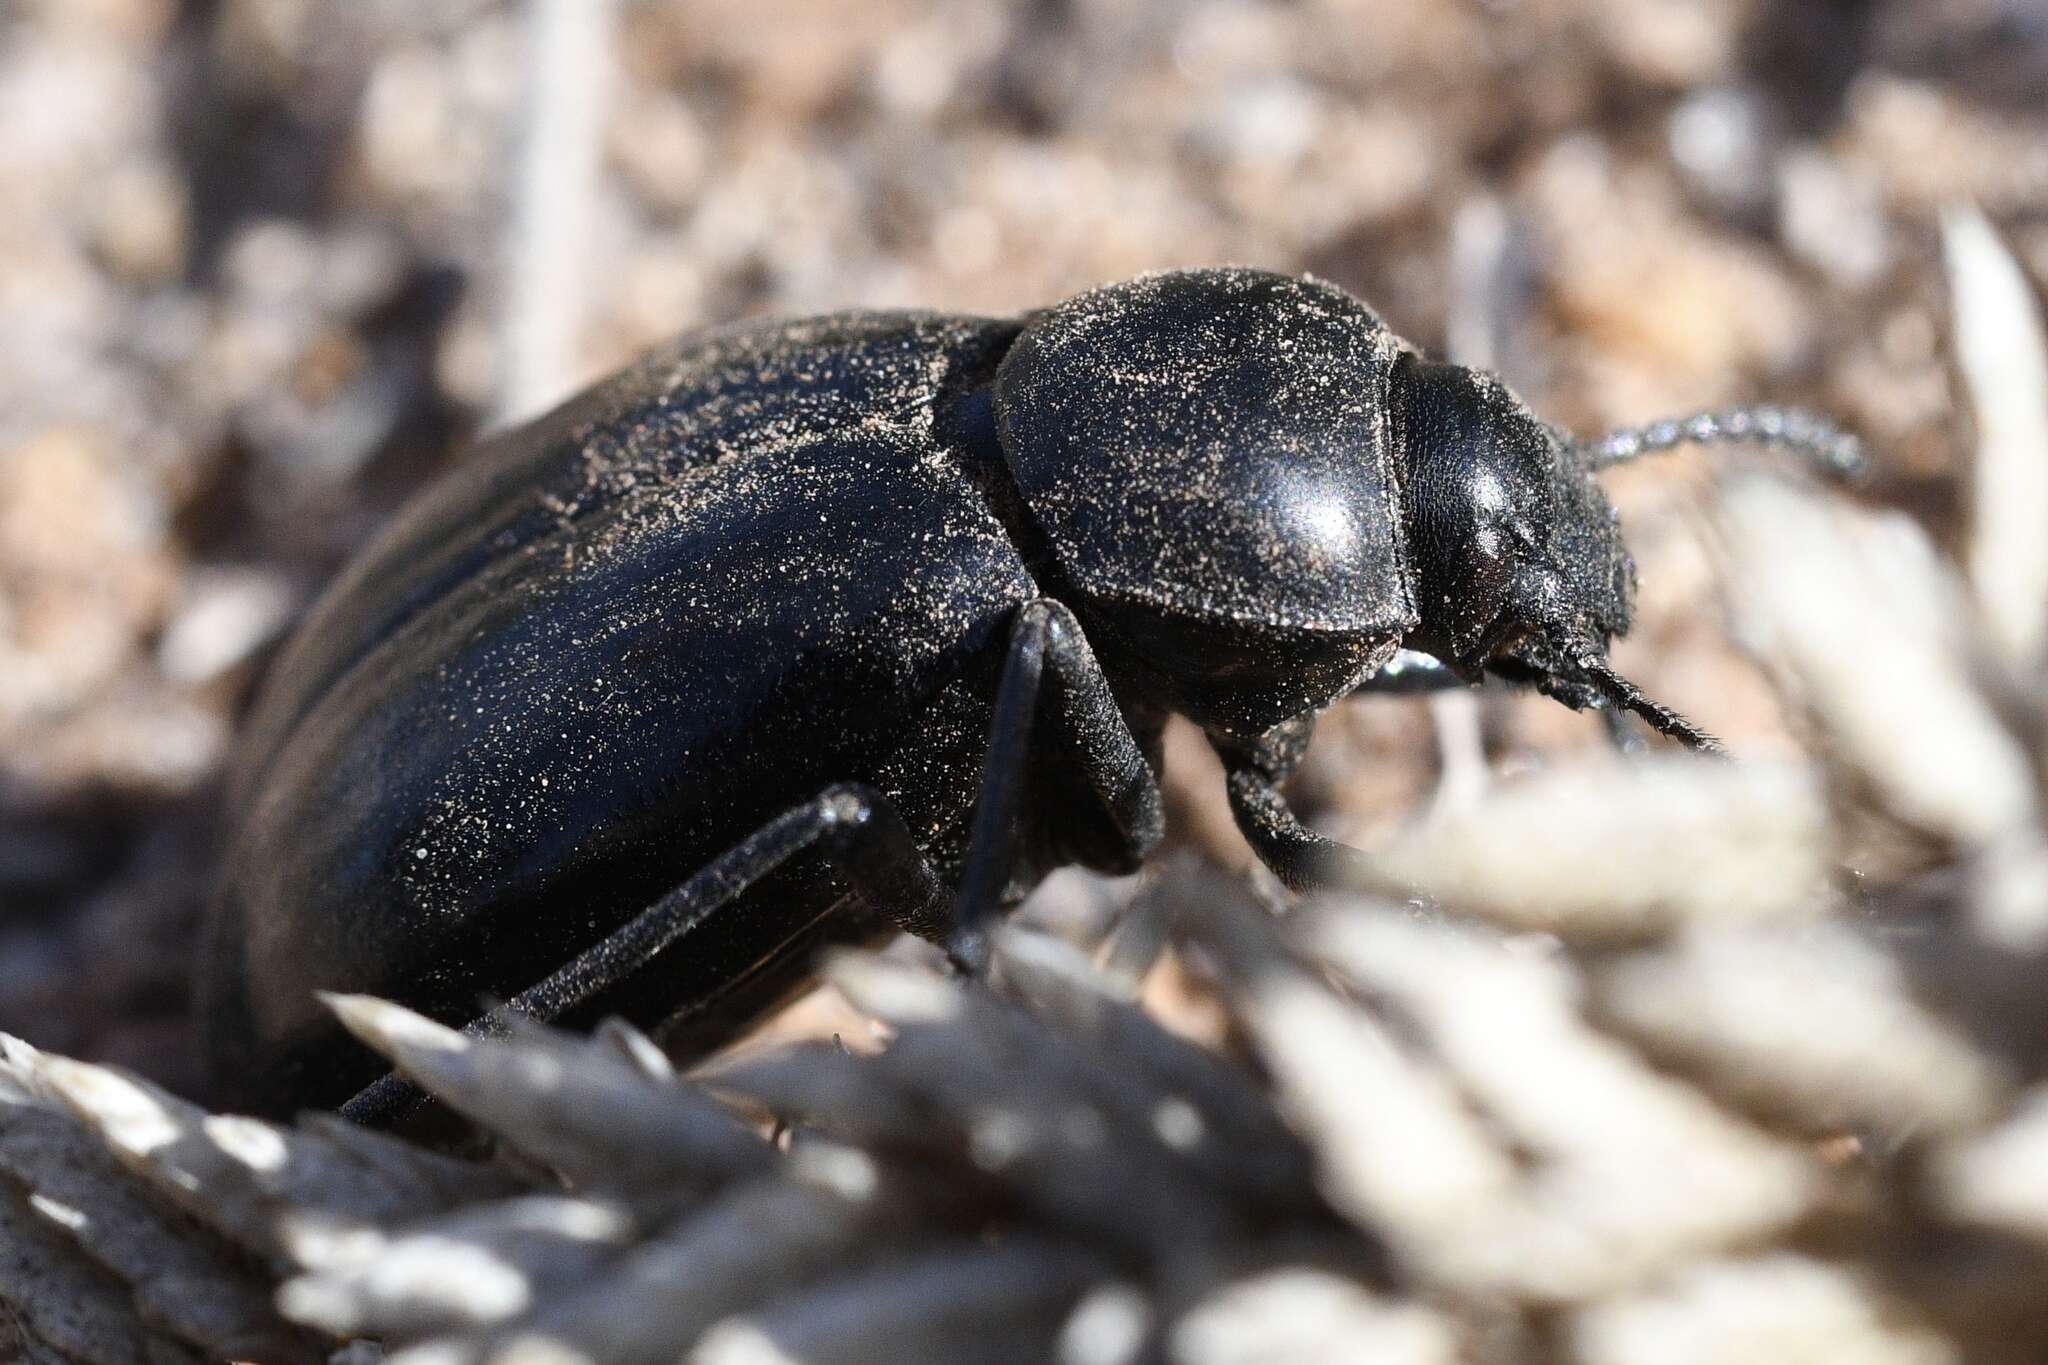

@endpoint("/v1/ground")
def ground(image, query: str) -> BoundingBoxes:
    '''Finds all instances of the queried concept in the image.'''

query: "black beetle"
[201,267,1860,1119]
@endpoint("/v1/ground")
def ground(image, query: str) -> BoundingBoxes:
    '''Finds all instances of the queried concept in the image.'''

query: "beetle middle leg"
[947,598,1166,973]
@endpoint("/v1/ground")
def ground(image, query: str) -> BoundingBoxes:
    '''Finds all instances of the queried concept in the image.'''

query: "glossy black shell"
[203,269,1419,1112]
[995,269,1413,734]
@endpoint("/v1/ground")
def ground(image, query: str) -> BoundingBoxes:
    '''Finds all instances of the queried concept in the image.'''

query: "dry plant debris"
[6,777,2048,1365]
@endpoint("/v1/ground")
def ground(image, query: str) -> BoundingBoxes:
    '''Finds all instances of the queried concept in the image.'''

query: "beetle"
[200,267,1861,1120]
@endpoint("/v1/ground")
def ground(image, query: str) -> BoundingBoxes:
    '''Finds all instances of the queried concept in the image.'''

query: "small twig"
[493,0,621,429]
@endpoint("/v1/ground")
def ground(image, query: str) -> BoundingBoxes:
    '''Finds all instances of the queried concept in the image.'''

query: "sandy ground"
[0,0,2043,1104]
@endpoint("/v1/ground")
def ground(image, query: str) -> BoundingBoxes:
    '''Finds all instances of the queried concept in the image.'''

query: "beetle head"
[1394,356,1720,752]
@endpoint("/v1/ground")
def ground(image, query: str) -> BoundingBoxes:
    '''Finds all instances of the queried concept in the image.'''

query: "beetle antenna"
[1576,651,1726,756]
[1587,405,1864,481]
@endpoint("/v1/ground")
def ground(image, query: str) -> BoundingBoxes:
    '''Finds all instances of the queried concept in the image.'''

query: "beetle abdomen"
[234,312,1022,810]
[207,314,1036,1109]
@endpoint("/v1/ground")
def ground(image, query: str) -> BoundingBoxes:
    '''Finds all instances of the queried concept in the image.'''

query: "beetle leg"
[340,782,956,1126]
[1223,765,1402,897]
[343,599,1163,1126]
[1212,722,1411,899]
[948,598,1165,975]
[342,593,1174,1125]
[1036,604,1168,860]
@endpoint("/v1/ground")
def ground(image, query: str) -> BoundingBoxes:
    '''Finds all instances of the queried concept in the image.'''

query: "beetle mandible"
[201,267,1861,1120]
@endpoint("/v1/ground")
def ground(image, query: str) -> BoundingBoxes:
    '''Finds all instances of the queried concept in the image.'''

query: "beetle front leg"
[946,598,1165,974]
[1358,647,1650,756]
[1214,720,1408,898]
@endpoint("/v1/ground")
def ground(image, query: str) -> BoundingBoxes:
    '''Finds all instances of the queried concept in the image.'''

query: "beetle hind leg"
[339,782,958,1127]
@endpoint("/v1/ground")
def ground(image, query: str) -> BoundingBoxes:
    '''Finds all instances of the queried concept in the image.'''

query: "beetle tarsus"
[944,928,991,978]
[339,1067,431,1128]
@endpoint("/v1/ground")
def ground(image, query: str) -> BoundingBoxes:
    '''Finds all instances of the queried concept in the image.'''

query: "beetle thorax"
[990,268,1420,735]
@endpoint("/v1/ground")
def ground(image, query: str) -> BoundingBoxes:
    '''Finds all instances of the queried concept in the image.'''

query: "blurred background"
[0,0,2043,1101]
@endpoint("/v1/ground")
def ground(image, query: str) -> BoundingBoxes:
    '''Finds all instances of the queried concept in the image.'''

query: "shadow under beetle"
[201,268,1862,1121]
